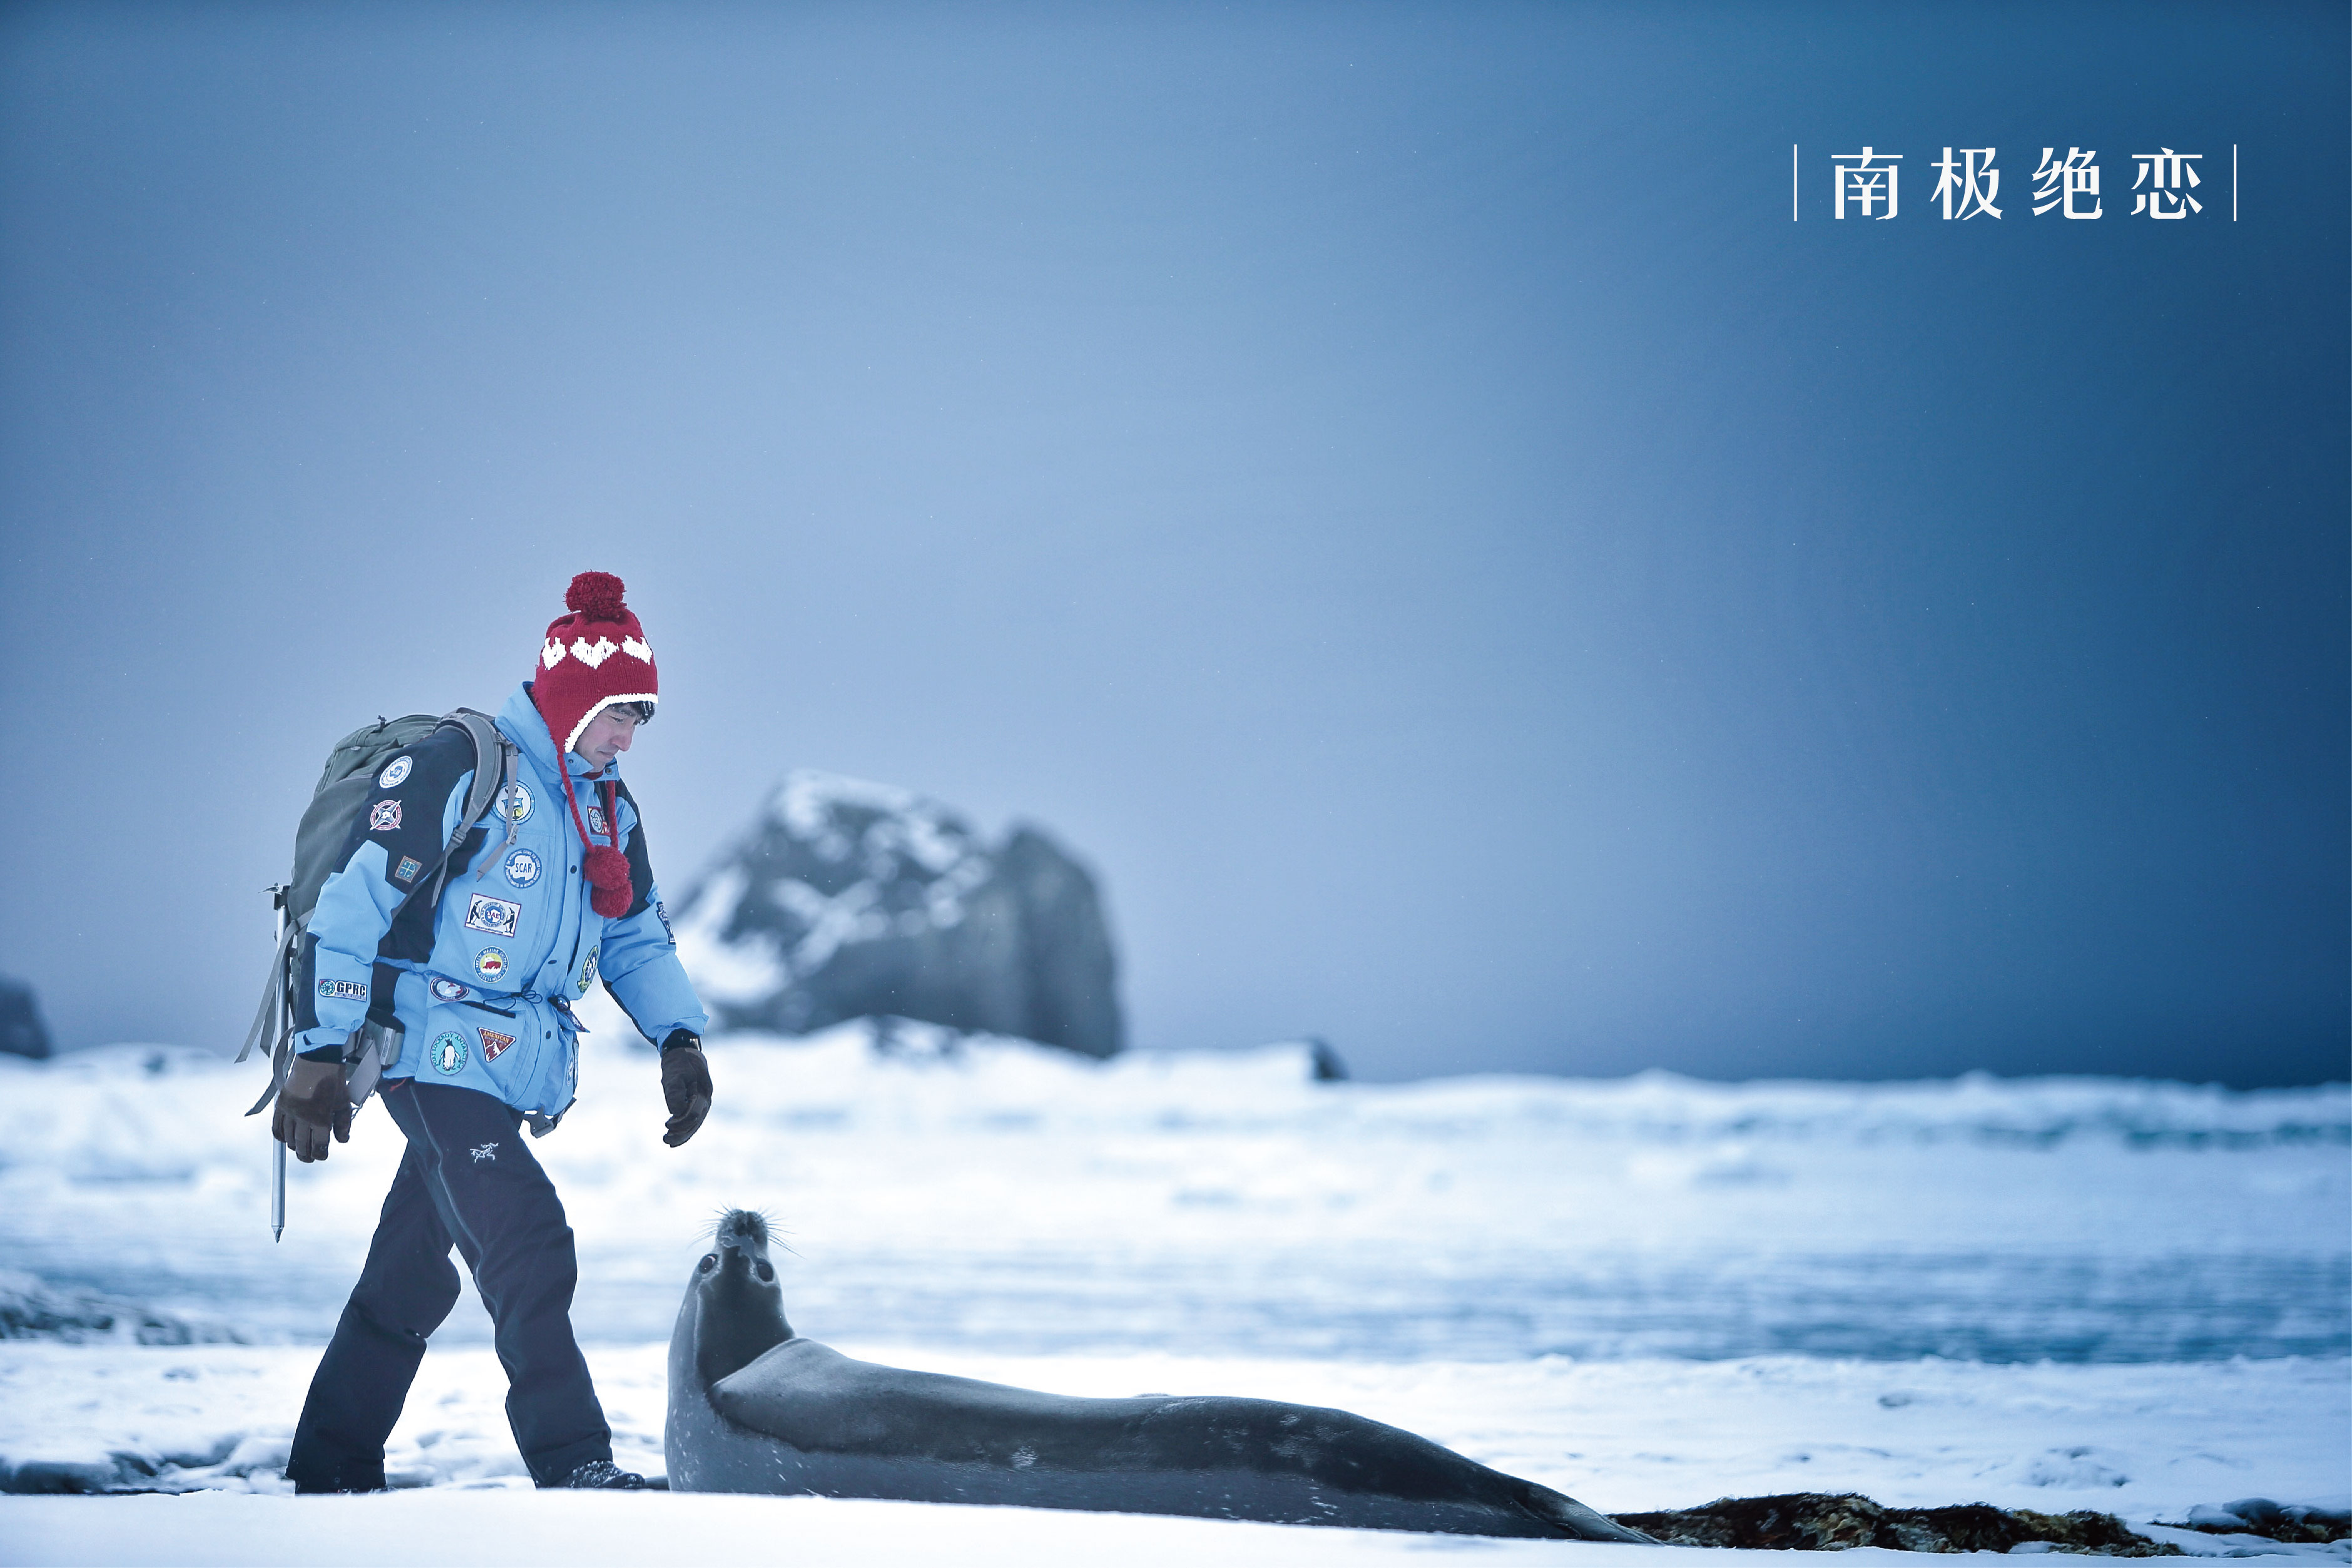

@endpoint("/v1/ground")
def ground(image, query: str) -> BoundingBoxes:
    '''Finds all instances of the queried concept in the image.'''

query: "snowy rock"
[673,771,1123,1058]
[2176,1500,2352,1544]
[1304,1037,1349,1082]
[0,975,50,1060]
[0,1270,241,1347]
[1610,1494,2181,1555]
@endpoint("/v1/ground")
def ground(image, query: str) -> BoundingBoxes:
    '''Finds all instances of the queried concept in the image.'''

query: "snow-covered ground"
[1,1026,2345,1561]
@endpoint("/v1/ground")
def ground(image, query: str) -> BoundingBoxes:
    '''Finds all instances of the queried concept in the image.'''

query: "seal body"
[665,1211,1653,1542]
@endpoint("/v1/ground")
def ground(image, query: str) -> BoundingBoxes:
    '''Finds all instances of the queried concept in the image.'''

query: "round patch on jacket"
[429,977,469,1002]
[577,944,599,997]
[378,756,412,790]
[496,781,533,825]
[502,848,542,888]
[430,1031,468,1076]
[368,800,402,832]
[474,947,507,982]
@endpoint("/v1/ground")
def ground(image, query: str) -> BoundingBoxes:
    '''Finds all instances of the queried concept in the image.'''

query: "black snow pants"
[287,1079,612,1492]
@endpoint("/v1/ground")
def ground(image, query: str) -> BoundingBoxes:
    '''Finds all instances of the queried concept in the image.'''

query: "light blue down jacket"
[295,683,708,1128]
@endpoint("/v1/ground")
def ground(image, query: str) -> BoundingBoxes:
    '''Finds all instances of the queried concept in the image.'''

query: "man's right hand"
[274,1056,353,1163]
[659,1032,713,1148]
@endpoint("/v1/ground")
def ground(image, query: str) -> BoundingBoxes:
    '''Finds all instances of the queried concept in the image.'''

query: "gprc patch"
[502,848,542,888]
[477,1028,516,1064]
[578,944,599,997]
[473,947,507,982]
[429,977,470,1002]
[393,855,424,884]
[369,800,402,832]
[497,781,533,825]
[586,805,609,837]
[316,979,368,1001]
[377,756,413,790]
[430,1031,469,1076]
[465,894,522,939]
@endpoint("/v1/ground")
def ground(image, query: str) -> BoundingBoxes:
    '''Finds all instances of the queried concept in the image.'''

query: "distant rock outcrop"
[674,772,1124,1058]
[0,975,51,1059]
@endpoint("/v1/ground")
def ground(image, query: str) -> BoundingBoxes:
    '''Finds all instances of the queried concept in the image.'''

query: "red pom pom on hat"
[566,571,629,619]
[585,843,633,919]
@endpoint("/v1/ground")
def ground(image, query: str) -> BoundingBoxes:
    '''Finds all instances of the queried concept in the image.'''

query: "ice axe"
[246,883,403,1239]
[261,883,291,1241]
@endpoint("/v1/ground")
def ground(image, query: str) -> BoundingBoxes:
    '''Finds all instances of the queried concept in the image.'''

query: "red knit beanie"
[532,571,657,919]
[534,571,659,756]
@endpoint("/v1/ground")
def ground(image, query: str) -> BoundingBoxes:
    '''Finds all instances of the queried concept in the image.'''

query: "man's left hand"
[660,1032,712,1148]
[275,1056,352,1163]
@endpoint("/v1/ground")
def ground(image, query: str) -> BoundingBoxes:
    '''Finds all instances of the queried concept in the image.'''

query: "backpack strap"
[242,710,517,1100]
[445,708,518,884]
[380,710,514,1027]
[235,915,300,1066]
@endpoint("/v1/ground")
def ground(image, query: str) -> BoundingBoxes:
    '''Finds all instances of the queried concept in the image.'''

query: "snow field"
[1,1341,2345,1519]
[2,1350,2346,1562]
[0,1026,2344,1562]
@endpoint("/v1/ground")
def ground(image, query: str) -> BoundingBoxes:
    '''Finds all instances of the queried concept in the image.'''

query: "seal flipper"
[1515,1479,1661,1543]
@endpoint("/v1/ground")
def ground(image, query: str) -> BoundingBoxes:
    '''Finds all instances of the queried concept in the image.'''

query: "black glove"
[274,1056,352,1163]
[660,1031,712,1148]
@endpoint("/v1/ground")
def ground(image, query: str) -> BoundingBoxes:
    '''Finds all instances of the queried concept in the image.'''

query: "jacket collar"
[497,683,618,787]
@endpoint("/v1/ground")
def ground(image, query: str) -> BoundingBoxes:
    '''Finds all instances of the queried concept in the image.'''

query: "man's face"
[574,703,647,770]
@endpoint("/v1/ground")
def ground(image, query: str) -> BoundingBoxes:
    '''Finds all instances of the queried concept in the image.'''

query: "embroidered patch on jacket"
[469,1141,499,1163]
[473,947,507,981]
[430,1031,468,1076]
[502,848,542,888]
[578,944,600,997]
[497,781,533,824]
[316,979,368,1001]
[586,805,609,837]
[429,977,469,1002]
[393,855,423,884]
[369,800,402,832]
[377,756,412,790]
[478,1029,516,1064]
[464,895,521,938]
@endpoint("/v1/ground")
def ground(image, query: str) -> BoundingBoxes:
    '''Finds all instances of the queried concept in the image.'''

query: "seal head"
[689,1209,794,1387]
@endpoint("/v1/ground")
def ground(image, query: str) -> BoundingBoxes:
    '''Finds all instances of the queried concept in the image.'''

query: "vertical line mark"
[1793,145,1800,221]
[2232,145,2237,221]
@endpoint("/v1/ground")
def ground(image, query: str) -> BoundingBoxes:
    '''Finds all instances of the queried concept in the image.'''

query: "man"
[277,571,715,1492]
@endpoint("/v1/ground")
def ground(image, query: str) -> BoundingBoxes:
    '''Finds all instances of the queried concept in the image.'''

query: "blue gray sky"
[2,1,2343,1084]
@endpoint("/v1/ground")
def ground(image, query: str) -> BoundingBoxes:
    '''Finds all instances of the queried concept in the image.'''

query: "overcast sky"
[1,0,2343,1085]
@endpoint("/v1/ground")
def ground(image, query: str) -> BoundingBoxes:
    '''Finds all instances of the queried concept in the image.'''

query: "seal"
[666,1209,1656,1542]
